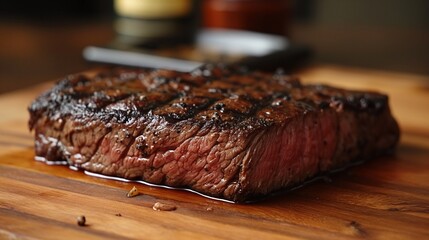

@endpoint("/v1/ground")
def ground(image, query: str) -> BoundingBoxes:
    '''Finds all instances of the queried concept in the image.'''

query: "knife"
[83,29,311,72]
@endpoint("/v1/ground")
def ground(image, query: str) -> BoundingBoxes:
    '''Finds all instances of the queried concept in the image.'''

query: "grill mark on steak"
[28,65,400,202]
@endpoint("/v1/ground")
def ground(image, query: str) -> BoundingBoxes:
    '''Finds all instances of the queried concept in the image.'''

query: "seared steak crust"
[29,65,399,202]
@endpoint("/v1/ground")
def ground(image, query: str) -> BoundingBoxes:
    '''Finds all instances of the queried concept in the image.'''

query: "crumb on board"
[152,202,177,211]
[127,186,140,198]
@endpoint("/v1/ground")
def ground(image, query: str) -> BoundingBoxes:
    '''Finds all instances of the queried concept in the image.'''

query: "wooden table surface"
[1,65,428,240]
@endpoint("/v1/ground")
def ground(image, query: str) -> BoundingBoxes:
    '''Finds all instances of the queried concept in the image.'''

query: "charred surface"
[29,65,389,129]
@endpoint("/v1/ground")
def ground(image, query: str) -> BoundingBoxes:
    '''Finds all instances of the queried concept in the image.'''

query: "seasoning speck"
[77,215,86,226]
[127,186,140,198]
[115,213,122,217]
[206,207,213,212]
[152,202,177,211]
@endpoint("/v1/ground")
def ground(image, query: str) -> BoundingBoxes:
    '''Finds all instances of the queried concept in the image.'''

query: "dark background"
[1,0,428,93]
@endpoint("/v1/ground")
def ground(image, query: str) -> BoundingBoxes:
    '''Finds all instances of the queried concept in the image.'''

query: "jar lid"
[115,0,193,18]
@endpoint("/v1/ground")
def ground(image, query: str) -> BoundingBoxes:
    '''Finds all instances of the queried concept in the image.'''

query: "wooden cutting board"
[1,65,428,240]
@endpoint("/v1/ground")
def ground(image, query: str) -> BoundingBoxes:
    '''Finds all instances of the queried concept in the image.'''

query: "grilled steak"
[28,65,399,202]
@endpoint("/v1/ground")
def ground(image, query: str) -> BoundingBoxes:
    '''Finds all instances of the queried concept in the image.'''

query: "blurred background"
[1,0,428,94]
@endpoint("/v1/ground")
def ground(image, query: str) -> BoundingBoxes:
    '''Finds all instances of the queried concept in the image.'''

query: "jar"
[203,0,291,36]
[114,0,200,48]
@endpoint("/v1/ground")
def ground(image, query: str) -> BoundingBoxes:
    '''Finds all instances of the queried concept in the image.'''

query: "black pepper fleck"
[77,215,86,226]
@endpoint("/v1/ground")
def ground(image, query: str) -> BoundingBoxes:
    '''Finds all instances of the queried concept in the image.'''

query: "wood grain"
[1,65,428,239]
